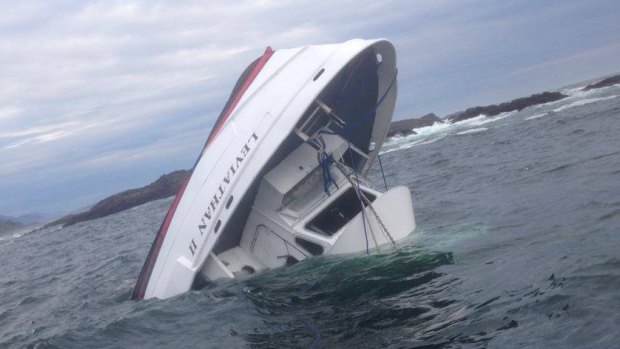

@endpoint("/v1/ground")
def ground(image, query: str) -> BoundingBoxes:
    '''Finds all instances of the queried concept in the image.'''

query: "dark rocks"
[582,74,620,91]
[447,91,567,123]
[387,91,568,139]
[387,113,443,137]
[47,169,191,228]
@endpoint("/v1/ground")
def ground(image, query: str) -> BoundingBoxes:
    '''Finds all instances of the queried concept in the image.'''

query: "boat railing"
[293,98,346,141]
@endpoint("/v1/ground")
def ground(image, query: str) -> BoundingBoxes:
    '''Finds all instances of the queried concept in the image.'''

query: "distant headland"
[0,214,46,235]
[0,218,23,234]
[44,170,191,228]
[582,74,620,91]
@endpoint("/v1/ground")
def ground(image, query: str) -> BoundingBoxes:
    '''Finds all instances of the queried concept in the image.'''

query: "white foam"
[455,114,486,126]
[553,95,617,113]
[380,135,448,154]
[525,112,548,120]
[456,127,488,135]
[561,85,588,96]
[469,112,515,126]
[412,121,454,137]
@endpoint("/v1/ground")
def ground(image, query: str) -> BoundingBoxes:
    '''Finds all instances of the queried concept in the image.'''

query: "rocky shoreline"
[388,90,568,137]
[445,91,566,123]
[46,170,191,228]
[387,113,442,137]
[582,73,620,91]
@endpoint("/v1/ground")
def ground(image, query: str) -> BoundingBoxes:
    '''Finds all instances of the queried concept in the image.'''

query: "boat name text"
[189,132,259,257]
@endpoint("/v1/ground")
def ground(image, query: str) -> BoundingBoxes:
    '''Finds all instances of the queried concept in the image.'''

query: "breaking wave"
[525,112,548,120]
[456,127,488,135]
[553,96,617,113]
[0,226,40,246]
[381,135,448,154]
[382,112,515,154]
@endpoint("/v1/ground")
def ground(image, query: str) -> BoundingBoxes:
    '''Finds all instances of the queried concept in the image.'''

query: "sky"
[1,0,619,217]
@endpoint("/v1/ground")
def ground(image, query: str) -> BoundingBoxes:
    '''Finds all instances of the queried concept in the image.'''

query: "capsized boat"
[133,39,416,300]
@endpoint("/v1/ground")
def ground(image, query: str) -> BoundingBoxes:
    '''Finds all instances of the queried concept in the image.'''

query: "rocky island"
[445,91,567,123]
[387,91,568,136]
[387,113,443,137]
[582,74,620,91]
[47,170,190,228]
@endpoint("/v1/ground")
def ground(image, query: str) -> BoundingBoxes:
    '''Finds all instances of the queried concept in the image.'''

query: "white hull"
[133,39,415,300]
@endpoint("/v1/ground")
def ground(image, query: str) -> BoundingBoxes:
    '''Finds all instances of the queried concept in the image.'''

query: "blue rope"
[316,136,338,196]
[317,152,335,196]
[282,281,321,348]
[334,58,384,110]
[337,70,397,137]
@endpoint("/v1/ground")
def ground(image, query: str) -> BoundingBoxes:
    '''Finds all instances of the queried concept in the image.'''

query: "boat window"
[295,237,324,256]
[313,68,325,81]
[341,148,367,172]
[305,188,376,236]
[214,220,222,233]
[226,196,233,209]
[281,166,325,211]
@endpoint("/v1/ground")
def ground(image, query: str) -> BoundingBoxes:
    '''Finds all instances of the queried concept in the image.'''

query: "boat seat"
[216,246,266,277]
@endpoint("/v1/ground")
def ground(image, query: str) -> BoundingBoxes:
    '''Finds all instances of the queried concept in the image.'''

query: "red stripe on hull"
[132,47,274,300]
[205,47,274,147]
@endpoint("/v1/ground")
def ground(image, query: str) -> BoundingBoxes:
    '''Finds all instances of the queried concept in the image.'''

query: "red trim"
[132,47,274,300]
[205,47,274,148]
[132,177,190,299]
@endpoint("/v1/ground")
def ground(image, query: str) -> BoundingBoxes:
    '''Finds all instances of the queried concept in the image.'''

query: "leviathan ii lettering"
[189,132,259,256]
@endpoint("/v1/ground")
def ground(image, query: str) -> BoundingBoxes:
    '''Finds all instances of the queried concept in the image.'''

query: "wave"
[381,121,454,153]
[561,84,620,98]
[12,226,40,239]
[560,86,588,95]
[381,135,448,154]
[471,112,514,126]
[0,236,14,246]
[0,225,46,246]
[525,112,548,120]
[553,96,617,113]
[382,113,516,154]
[413,121,454,137]
[456,127,488,135]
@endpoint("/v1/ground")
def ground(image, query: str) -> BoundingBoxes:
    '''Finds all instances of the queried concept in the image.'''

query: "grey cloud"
[1,0,618,216]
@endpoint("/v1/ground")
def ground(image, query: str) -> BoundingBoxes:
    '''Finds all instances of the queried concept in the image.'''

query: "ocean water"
[2,83,620,348]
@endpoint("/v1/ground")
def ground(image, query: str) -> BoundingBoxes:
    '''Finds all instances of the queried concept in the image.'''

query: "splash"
[381,135,448,154]
[456,127,488,135]
[553,96,617,113]
[525,113,548,120]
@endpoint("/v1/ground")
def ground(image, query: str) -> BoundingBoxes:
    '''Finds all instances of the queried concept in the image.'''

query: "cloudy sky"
[1,0,619,217]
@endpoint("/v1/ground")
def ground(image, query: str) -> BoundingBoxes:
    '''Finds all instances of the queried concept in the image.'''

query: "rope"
[377,152,388,191]
[314,136,338,196]
[282,301,321,349]
[334,159,396,246]
[336,70,397,136]
[347,141,370,254]
[311,134,395,247]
